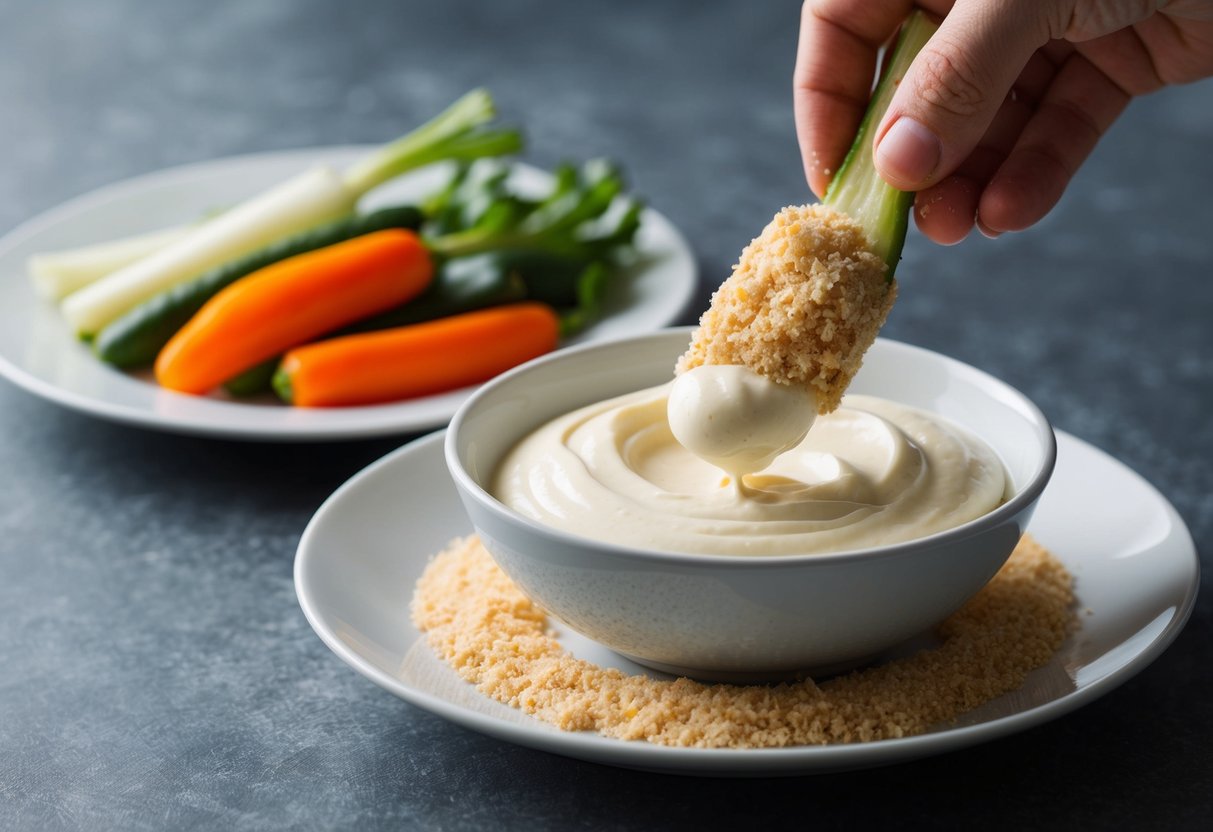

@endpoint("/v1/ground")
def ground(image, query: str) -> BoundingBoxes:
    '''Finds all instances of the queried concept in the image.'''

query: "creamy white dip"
[667,365,817,478]
[492,384,1008,557]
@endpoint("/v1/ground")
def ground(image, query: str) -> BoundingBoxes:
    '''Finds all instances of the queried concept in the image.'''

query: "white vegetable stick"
[56,90,503,339]
[30,224,194,301]
[61,166,354,336]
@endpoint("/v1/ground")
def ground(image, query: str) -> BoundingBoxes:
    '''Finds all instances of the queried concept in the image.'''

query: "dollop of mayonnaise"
[492,385,1008,557]
[667,365,816,479]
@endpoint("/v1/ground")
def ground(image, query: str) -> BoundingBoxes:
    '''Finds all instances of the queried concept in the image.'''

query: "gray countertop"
[2,1,1209,829]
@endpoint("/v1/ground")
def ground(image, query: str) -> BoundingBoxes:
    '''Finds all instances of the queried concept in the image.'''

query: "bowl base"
[616,650,884,684]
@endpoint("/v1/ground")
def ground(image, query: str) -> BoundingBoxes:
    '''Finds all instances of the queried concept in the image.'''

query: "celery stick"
[823,11,939,276]
[61,167,355,336]
[30,223,193,301]
[342,89,502,195]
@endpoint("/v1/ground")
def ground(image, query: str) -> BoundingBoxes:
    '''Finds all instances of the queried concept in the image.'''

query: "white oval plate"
[0,148,696,440]
[295,427,1198,777]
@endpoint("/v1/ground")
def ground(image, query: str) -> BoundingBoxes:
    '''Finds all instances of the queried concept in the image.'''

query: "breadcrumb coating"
[677,204,894,414]
[412,534,1074,749]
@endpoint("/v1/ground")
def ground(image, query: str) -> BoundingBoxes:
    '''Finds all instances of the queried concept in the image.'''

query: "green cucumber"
[93,205,425,369]
[222,358,279,398]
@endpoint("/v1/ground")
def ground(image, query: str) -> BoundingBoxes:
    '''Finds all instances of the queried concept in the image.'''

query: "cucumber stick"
[222,358,279,397]
[823,10,938,276]
[94,205,424,369]
[61,89,511,337]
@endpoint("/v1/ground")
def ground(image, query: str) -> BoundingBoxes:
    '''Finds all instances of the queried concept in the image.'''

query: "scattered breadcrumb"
[676,204,894,414]
[411,534,1074,749]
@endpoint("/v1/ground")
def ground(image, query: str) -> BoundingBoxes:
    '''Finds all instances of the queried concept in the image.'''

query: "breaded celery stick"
[679,12,937,413]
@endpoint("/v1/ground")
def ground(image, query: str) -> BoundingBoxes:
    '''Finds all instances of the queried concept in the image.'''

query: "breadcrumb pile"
[677,204,895,414]
[411,535,1074,749]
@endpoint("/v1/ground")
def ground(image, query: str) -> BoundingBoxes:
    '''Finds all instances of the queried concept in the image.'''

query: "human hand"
[794,1,1213,243]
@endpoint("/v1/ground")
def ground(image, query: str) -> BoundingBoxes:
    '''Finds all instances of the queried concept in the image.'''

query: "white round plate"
[0,148,696,440]
[295,427,1198,777]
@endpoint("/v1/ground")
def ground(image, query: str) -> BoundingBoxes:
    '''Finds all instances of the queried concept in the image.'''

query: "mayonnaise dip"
[492,385,1008,557]
[667,365,817,478]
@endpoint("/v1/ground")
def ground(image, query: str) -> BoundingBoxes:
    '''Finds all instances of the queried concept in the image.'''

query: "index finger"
[793,1,948,197]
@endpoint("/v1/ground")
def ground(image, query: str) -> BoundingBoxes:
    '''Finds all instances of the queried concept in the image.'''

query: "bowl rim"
[445,328,1057,568]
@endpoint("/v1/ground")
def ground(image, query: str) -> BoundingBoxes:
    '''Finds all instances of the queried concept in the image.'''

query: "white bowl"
[445,329,1056,680]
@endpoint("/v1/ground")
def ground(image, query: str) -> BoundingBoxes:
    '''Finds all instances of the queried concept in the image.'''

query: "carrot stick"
[274,302,560,407]
[155,229,433,395]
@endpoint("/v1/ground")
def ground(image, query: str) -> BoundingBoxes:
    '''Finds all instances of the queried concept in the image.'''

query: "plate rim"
[0,146,697,441]
[294,428,1200,775]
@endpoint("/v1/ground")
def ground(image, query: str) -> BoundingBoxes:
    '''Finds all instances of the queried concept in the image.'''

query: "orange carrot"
[155,229,433,395]
[274,302,560,407]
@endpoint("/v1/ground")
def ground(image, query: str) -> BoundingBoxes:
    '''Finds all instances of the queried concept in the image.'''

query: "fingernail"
[975,217,1001,239]
[876,117,941,187]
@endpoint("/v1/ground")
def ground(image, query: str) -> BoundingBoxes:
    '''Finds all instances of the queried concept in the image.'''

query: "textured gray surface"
[1,0,1209,829]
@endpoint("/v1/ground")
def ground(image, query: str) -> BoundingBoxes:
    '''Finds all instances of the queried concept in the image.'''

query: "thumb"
[873,0,1055,190]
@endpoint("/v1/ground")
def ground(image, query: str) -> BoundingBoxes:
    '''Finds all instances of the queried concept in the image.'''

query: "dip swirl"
[492,384,1008,557]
